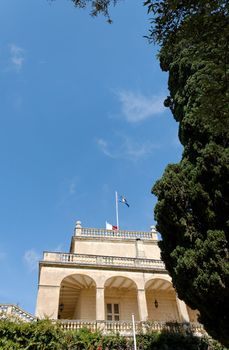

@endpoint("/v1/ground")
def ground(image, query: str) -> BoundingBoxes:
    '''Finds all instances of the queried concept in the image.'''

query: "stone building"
[35,221,198,331]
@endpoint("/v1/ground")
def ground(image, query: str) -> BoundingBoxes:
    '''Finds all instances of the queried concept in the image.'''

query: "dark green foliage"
[71,0,117,19]
[138,332,216,350]
[148,0,229,346]
[51,0,119,22]
[0,319,227,350]
[64,327,102,349]
[102,332,131,349]
[0,319,65,349]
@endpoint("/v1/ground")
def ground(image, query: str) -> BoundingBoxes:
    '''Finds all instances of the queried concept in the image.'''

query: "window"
[106,303,120,321]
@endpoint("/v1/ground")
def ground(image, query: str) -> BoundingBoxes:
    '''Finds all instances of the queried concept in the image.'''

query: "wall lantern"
[154,299,159,308]
[59,303,64,312]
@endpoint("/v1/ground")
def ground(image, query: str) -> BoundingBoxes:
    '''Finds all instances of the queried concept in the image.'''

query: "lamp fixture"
[59,303,64,312]
[154,299,158,308]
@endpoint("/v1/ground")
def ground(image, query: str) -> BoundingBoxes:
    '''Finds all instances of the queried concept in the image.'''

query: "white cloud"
[96,136,159,162]
[116,90,165,123]
[23,249,40,272]
[96,138,115,158]
[9,44,25,71]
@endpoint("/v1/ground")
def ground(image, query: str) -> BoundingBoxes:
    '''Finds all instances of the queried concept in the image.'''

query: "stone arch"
[104,275,138,290]
[145,278,179,322]
[144,274,172,286]
[104,276,139,321]
[145,277,173,291]
[58,273,96,320]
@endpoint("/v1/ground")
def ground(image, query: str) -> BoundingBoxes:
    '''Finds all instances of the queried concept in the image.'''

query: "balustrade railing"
[60,320,97,331]
[43,252,165,271]
[143,321,205,334]
[104,320,142,333]
[58,320,205,335]
[0,304,35,322]
[78,227,155,240]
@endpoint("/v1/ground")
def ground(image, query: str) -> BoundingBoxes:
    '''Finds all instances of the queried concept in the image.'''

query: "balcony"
[42,252,166,272]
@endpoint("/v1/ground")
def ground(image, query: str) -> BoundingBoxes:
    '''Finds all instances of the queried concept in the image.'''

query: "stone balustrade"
[0,304,35,322]
[43,252,165,271]
[58,320,205,335]
[104,320,142,333]
[60,320,97,331]
[77,227,156,240]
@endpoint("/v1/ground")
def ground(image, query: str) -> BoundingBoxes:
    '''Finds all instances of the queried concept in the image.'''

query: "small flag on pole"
[106,221,118,230]
[119,195,130,207]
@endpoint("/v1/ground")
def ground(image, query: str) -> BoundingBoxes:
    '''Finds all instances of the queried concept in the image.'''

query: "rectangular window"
[106,303,120,321]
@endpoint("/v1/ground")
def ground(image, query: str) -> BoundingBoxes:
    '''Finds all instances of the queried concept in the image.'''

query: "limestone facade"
[36,221,197,324]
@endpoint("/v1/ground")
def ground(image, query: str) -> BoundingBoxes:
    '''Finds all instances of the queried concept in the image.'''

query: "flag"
[119,195,130,207]
[106,221,118,230]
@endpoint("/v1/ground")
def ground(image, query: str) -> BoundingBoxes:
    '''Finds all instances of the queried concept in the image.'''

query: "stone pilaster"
[96,287,105,321]
[176,296,190,322]
[35,285,60,319]
[137,289,148,321]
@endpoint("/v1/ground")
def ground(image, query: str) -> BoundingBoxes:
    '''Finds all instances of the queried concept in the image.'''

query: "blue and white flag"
[119,195,130,207]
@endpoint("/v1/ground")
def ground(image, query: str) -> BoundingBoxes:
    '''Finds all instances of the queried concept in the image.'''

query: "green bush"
[0,319,65,350]
[0,319,228,350]
[137,332,211,350]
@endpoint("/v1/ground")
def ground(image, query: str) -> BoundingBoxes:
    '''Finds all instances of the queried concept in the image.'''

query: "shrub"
[0,320,228,350]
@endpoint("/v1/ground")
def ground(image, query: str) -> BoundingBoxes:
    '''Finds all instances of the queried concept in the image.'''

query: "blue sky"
[0,0,182,313]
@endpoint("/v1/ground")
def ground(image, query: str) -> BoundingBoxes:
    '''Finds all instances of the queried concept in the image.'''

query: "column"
[35,285,60,319]
[137,289,148,321]
[96,287,105,320]
[176,296,190,322]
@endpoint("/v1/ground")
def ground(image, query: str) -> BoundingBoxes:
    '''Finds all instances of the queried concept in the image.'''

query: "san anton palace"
[1,221,203,334]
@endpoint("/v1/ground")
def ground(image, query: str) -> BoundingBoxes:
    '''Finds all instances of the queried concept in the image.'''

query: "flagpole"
[115,191,119,229]
[132,314,137,350]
